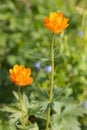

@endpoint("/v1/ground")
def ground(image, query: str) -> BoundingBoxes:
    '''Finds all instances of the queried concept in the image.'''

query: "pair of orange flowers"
[9,12,69,87]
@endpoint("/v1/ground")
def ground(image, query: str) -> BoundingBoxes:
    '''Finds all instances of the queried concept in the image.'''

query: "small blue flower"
[34,62,41,69]
[44,65,52,73]
[82,101,87,108]
[78,31,84,37]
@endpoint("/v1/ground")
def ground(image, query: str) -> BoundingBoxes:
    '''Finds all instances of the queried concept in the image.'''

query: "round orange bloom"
[44,12,69,34]
[9,64,33,87]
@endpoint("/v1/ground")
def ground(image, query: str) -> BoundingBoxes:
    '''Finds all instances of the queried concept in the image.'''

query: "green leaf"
[22,93,30,112]
[1,106,20,113]
[51,102,87,130]
[13,91,19,100]
[27,123,39,130]
[38,89,49,100]
[16,123,39,130]
[53,87,65,101]
[28,50,51,63]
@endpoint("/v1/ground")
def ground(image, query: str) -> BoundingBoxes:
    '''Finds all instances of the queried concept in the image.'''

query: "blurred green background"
[0,0,87,129]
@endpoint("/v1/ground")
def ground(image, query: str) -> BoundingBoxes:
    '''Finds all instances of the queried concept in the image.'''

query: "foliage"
[1,89,87,130]
[0,0,87,130]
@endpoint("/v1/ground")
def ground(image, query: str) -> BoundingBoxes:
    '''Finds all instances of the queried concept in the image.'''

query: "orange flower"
[44,12,69,34]
[9,64,33,87]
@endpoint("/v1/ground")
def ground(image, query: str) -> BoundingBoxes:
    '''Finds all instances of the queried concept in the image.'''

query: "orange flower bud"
[44,12,69,34]
[9,64,33,87]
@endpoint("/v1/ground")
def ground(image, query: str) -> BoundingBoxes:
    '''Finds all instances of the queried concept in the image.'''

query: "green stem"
[18,86,25,130]
[46,33,54,130]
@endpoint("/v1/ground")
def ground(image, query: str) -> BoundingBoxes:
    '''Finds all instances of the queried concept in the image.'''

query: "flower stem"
[46,33,54,130]
[18,86,25,130]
